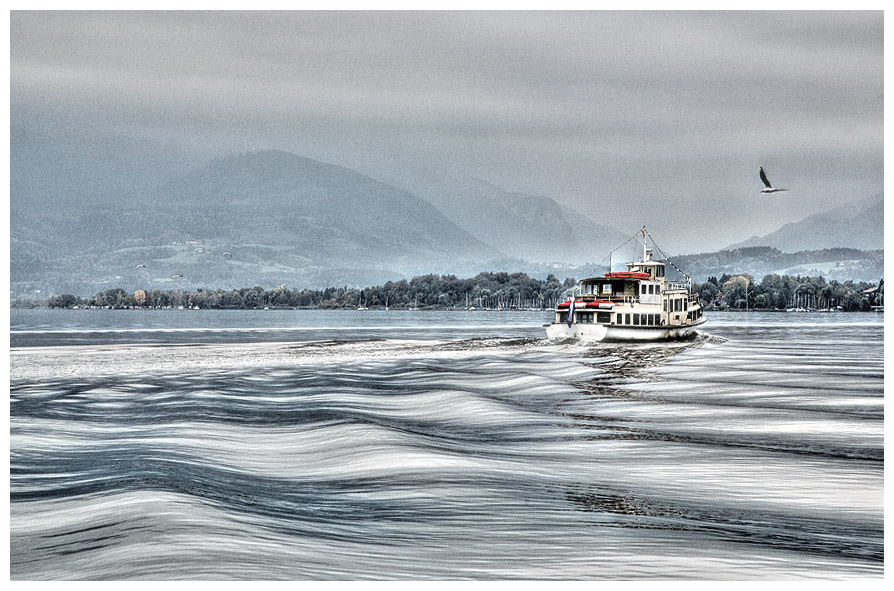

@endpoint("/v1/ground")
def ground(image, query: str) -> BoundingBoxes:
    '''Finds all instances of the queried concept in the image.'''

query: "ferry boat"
[545,229,706,341]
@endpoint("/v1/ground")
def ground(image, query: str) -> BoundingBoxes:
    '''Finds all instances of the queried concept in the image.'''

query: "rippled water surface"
[9,309,884,579]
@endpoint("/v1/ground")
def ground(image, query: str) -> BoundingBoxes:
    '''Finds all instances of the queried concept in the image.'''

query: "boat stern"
[545,321,608,342]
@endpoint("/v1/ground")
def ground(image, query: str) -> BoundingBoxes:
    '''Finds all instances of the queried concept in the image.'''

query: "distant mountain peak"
[724,196,883,252]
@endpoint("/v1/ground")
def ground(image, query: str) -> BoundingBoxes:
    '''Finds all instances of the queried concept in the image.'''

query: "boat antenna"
[642,228,691,283]
[595,230,643,274]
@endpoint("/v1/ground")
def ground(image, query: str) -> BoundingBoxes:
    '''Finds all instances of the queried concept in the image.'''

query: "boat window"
[633,313,639,325]
[663,300,668,312]
[625,313,631,325]
[603,284,612,294]
[597,312,611,324]
[684,299,688,311]
[616,313,622,324]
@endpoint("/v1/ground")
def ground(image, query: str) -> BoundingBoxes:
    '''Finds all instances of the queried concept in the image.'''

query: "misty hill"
[145,150,498,265]
[11,151,504,295]
[668,246,883,283]
[379,173,629,265]
[725,197,883,251]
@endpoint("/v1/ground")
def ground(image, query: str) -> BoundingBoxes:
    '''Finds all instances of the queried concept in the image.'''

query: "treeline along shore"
[15,271,883,312]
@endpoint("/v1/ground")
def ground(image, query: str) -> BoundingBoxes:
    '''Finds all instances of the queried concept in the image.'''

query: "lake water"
[9,309,884,579]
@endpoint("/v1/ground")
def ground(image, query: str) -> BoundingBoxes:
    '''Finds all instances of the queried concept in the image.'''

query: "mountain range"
[9,149,885,297]
[725,196,883,252]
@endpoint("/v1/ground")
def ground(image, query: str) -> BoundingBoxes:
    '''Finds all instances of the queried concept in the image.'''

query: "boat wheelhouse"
[545,230,705,341]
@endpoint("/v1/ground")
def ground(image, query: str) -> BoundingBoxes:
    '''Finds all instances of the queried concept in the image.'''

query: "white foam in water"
[9,339,543,380]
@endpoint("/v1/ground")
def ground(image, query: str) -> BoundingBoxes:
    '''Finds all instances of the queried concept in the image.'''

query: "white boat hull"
[545,317,705,342]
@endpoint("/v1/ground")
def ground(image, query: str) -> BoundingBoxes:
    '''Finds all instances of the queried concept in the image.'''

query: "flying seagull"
[759,167,788,193]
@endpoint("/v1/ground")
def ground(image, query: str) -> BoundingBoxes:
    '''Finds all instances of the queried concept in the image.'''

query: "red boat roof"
[557,300,616,308]
[603,271,650,280]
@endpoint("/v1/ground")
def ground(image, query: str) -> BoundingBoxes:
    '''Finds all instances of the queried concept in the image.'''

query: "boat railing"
[667,282,690,291]
[572,294,703,306]
[563,295,640,305]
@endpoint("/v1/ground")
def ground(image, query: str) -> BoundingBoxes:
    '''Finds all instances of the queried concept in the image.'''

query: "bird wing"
[759,167,772,188]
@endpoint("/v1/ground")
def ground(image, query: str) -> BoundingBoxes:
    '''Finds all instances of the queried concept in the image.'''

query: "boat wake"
[10,314,884,579]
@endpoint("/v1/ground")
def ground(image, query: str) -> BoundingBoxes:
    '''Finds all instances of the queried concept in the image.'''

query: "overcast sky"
[10,10,884,253]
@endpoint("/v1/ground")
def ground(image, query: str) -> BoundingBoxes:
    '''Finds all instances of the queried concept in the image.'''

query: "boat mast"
[641,226,693,294]
[641,226,647,263]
